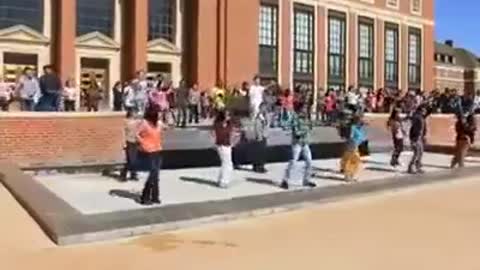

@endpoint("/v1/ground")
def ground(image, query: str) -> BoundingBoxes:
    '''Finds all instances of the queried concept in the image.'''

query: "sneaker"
[218,182,229,189]
[151,198,162,205]
[303,181,317,188]
[407,168,416,174]
[280,181,289,190]
[417,169,425,174]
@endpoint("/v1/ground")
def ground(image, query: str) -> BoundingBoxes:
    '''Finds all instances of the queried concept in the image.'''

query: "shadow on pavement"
[245,177,280,187]
[312,174,346,182]
[180,177,218,187]
[109,189,141,202]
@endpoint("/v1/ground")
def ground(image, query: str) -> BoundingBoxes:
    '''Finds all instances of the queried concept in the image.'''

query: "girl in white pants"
[213,110,234,188]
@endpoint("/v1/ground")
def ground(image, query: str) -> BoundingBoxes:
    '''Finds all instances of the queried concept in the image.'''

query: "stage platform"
[2,151,480,245]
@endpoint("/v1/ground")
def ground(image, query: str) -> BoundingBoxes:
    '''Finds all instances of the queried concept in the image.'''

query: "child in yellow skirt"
[340,115,367,182]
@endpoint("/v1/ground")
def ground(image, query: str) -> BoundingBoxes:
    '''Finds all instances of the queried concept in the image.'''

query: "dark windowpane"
[0,0,43,32]
[328,12,346,88]
[149,0,175,42]
[293,4,314,84]
[408,28,422,89]
[384,23,399,88]
[358,19,374,87]
[77,0,114,37]
[258,3,278,78]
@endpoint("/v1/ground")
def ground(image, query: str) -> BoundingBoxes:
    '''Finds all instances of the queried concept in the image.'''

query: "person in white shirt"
[63,78,77,111]
[0,76,12,111]
[249,75,265,118]
[346,87,359,112]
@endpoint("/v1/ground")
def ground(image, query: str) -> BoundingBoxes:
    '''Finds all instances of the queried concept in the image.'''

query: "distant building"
[0,0,435,110]
[434,40,480,94]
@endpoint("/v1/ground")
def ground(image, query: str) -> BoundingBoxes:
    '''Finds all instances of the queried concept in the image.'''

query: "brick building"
[434,40,480,94]
[0,0,434,109]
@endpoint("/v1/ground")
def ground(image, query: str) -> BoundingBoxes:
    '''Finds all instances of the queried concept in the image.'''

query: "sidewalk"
[35,152,477,215]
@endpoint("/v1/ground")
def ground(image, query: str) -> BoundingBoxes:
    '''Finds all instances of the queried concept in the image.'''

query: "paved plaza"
[35,152,479,215]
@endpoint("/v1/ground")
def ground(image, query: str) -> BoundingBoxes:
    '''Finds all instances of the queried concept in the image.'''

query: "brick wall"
[365,114,480,147]
[0,112,125,168]
[0,112,477,169]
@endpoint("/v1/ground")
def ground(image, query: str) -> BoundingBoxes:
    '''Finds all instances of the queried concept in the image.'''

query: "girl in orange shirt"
[137,105,164,205]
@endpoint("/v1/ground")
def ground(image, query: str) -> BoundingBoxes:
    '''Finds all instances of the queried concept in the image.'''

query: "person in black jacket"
[408,105,430,174]
[36,65,62,111]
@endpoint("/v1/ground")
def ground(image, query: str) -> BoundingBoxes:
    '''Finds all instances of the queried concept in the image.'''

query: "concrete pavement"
[2,172,480,269]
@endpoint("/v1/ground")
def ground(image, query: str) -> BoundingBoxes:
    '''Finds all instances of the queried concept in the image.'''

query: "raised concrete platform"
[2,151,480,245]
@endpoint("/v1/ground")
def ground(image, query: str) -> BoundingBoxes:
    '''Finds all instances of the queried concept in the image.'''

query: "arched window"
[0,0,44,32]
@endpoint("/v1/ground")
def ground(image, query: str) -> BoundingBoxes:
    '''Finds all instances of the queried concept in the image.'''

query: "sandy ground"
[1,176,480,270]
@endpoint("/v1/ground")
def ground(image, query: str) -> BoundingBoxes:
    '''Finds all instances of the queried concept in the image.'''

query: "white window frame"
[386,0,400,10]
[411,0,422,15]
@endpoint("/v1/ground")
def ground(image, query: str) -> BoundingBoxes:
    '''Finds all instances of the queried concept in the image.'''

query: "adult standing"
[249,75,265,119]
[280,102,317,190]
[213,110,235,188]
[408,105,429,174]
[137,105,165,205]
[63,78,78,112]
[188,83,201,124]
[85,73,102,112]
[0,76,12,111]
[37,65,62,111]
[252,103,269,173]
[16,67,40,111]
[451,114,476,168]
[112,81,124,111]
[176,79,190,128]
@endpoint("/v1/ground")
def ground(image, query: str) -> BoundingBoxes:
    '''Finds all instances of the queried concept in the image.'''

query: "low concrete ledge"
[2,160,480,245]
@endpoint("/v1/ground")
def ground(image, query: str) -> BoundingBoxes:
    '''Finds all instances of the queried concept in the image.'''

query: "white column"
[175,0,183,49]
[114,0,122,44]
[43,0,52,38]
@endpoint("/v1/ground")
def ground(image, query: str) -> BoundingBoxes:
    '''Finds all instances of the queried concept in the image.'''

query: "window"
[412,0,421,14]
[386,0,399,8]
[408,28,422,89]
[0,0,43,32]
[77,0,114,37]
[258,2,278,80]
[328,11,346,90]
[148,0,175,42]
[384,23,399,88]
[293,4,314,89]
[358,17,374,88]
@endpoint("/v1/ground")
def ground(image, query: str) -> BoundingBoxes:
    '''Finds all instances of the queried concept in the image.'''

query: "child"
[341,115,367,182]
[388,108,406,168]
[120,110,140,181]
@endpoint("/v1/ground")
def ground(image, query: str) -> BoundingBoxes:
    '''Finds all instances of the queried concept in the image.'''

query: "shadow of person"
[245,177,280,187]
[180,177,218,187]
[109,189,141,201]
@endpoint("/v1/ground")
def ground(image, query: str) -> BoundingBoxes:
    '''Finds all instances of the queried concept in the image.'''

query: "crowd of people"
[116,71,479,205]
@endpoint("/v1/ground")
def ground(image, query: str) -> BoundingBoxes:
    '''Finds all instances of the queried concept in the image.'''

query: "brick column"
[317,6,326,90]
[121,0,148,81]
[348,12,357,88]
[400,24,408,90]
[423,24,435,91]
[224,0,259,86]
[185,0,218,89]
[375,19,384,90]
[52,0,76,82]
[279,0,292,88]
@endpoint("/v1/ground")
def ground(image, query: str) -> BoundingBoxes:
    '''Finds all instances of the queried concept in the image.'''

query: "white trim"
[435,77,467,83]
[411,0,423,16]
[314,6,319,92]
[353,12,358,87]
[435,65,465,72]
[386,0,400,10]
[114,0,122,44]
[289,1,294,89]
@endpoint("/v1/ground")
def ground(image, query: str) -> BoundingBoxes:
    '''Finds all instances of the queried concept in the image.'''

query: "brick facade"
[0,112,477,169]
[0,112,124,168]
